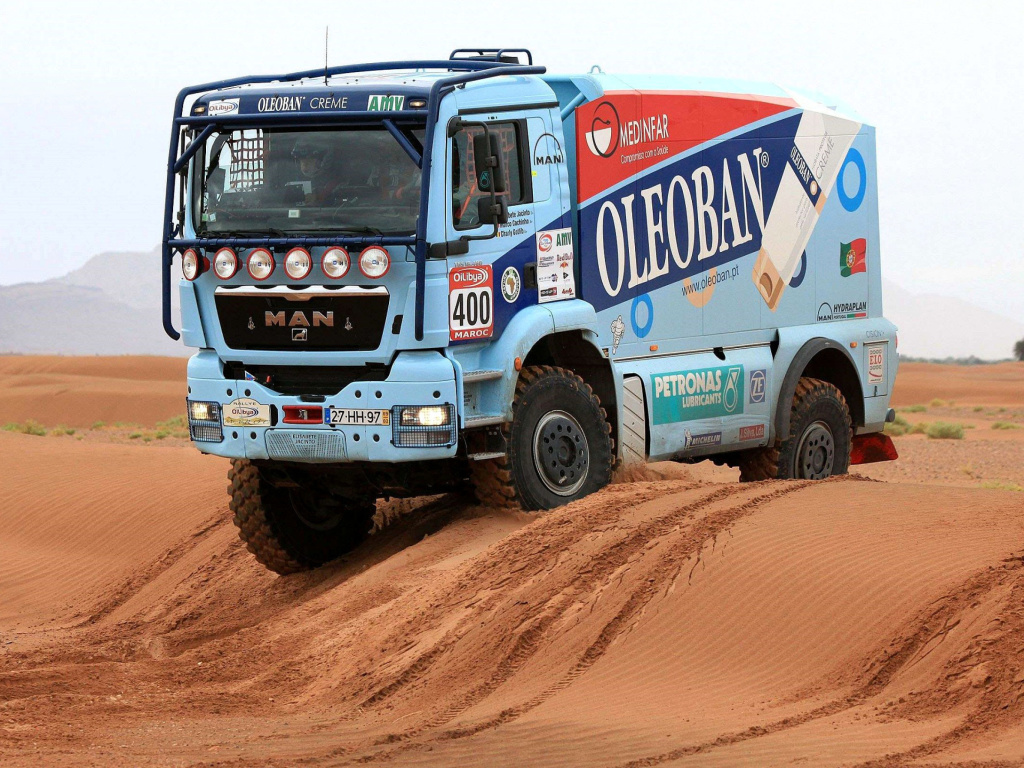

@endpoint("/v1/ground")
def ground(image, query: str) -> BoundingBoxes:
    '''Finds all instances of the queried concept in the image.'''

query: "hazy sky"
[1,0,1021,320]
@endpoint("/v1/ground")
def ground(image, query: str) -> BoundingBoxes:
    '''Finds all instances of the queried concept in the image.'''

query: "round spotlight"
[247,248,275,281]
[284,247,312,280]
[213,248,239,279]
[182,248,204,281]
[359,246,390,279]
[322,247,350,279]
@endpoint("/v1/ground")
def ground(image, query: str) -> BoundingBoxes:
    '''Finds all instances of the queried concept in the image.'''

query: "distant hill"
[1,250,1020,360]
[0,248,187,357]
[882,280,1023,361]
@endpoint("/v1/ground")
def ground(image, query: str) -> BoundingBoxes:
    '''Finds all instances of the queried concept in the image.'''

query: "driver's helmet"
[291,134,334,176]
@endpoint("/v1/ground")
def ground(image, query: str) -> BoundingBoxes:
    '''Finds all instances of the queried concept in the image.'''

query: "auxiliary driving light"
[400,405,451,427]
[213,248,239,279]
[284,247,312,280]
[247,248,275,280]
[322,247,350,279]
[391,404,457,448]
[181,248,208,281]
[359,246,390,278]
[186,399,223,442]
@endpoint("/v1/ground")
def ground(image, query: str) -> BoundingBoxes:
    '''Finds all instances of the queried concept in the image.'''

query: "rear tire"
[470,365,613,510]
[738,377,852,482]
[229,460,376,574]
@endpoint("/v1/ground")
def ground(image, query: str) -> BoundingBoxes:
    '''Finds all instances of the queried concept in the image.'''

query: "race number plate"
[449,265,494,341]
[324,408,390,426]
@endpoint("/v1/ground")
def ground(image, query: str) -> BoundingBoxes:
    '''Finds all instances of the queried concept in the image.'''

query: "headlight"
[400,405,451,427]
[247,248,275,280]
[189,400,217,421]
[213,248,238,279]
[284,247,312,280]
[322,247,350,279]
[181,248,204,280]
[359,246,390,279]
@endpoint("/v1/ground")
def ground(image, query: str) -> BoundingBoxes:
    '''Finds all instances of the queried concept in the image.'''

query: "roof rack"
[450,48,533,65]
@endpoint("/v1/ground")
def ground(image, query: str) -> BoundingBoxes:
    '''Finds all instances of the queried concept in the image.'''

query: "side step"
[463,369,504,384]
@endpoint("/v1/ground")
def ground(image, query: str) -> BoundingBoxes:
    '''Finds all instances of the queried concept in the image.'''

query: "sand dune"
[1,357,1023,766]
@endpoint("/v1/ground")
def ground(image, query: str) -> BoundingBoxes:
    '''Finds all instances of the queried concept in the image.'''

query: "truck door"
[442,106,563,345]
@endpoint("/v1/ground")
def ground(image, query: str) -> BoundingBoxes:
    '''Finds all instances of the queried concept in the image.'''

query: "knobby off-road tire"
[738,377,852,482]
[470,365,613,511]
[228,460,376,575]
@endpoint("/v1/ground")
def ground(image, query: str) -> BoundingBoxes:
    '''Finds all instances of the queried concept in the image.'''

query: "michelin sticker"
[223,398,271,428]
[536,228,576,304]
[650,365,744,425]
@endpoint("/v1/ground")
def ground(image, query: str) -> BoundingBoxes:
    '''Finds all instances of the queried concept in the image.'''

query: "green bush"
[885,414,912,436]
[901,404,927,413]
[926,422,964,440]
[992,422,1019,430]
[929,398,947,408]
[981,481,1024,492]
[50,425,76,436]
[911,422,929,435]
[2,420,48,436]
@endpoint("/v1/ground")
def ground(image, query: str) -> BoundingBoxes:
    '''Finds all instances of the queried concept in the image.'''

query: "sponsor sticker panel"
[867,343,886,385]
[223,398,271,428]
[449,265,494,341]
[748,369,767,404]
[739,424,766,442]
[650,365,744,425]
[536,228,576,304]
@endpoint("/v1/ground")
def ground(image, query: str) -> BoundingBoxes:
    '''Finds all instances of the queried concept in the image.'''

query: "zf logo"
[749,369,766,404]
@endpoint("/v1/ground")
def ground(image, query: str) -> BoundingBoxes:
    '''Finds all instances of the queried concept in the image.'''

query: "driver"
[291,134,344,205]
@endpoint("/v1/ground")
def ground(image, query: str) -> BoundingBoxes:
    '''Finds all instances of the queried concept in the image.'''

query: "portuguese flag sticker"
[840,238,867,277]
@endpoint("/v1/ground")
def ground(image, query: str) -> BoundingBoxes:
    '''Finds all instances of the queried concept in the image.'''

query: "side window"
[451,120,531,230]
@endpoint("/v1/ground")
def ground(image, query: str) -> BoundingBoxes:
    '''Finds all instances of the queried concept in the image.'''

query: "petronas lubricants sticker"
[650,366,744,424]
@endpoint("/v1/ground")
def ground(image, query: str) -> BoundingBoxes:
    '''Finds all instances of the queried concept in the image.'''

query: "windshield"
[192,126,424,235]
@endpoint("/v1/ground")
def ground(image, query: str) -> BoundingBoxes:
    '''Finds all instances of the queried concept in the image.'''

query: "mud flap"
[850,433,899,465]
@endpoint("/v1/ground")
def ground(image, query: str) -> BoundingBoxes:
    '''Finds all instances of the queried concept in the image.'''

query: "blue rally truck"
[163,49,899,574]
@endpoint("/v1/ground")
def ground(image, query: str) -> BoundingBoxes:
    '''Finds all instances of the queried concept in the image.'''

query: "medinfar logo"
[585,101,620,158]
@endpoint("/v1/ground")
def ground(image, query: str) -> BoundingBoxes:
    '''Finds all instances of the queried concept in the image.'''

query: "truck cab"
[164,50,898,574]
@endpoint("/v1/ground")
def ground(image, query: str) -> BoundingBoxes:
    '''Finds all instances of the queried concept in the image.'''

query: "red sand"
[1,357,1023,767]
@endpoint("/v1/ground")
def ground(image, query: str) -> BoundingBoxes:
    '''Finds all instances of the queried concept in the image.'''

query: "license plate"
[324,408,390,426]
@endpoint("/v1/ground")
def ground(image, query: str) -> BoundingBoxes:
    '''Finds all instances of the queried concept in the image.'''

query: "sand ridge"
[1,357,1023,766]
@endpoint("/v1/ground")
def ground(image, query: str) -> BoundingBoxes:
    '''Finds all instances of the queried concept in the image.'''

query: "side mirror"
[472,132,506,194]
[477,196,509,226]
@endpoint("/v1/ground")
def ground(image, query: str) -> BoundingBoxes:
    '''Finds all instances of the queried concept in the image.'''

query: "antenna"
[324,27,329,85]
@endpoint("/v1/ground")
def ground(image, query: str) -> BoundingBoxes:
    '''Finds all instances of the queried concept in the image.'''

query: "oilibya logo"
[595,148,767,297]
[450,267,489,289]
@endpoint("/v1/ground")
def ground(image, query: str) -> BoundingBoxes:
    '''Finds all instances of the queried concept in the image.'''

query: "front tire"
[229,460,376,574]
[470,365,613,510]
[738,377,852,482]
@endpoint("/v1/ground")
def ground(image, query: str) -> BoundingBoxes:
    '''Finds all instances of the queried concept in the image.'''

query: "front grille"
[266,430,347,460]
[216,287,389,351]
[223,362,389,397]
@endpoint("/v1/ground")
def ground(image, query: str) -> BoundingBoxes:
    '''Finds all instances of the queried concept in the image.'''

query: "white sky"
[1,0,1021,320]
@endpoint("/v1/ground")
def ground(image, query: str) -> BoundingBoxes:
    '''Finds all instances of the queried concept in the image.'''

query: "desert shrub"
[885,415,912,436]
[926,422,964,440]
[972,406,985,413]
[128,432,143,440]
[981,480,1024,492]
[157,414,187,429]
[929,398,947,408]
[992,422,1019,430]
[911,422,929,435]
[2,420,48,436]
[50,425,76,436]
[901,404,927,413]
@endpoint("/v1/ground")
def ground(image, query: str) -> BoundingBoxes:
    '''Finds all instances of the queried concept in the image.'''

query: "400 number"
[451,289,492,328]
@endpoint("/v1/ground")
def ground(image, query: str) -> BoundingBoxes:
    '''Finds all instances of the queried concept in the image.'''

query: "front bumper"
[186,349,459,463]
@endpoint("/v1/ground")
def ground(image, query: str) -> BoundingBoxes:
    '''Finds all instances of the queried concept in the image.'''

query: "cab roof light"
[247,248,275,281]
[359,246,391,279]
[181,248,208,281]
[322,247,351,279]
[284,247,313,280]
[213,248,239,279]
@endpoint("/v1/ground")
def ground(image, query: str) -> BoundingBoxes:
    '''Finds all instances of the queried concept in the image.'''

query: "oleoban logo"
[585,101,620,158]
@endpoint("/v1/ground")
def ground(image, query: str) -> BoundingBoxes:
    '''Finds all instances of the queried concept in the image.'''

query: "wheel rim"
[288,492,344,532]
[533,410,590,496]
[795,420,835,480]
